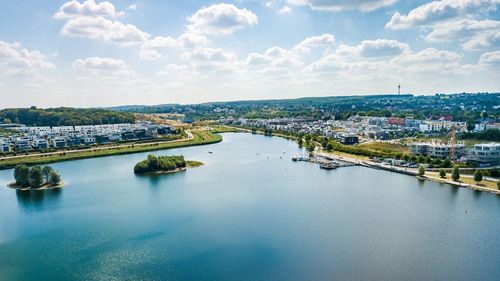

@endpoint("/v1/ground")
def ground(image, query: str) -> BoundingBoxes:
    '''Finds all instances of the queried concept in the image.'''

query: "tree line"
[0,107,135,126]
[134,155,186,174]
[13,164,61,188]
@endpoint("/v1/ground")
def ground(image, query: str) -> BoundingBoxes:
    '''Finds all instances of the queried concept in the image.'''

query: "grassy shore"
[0,130,221,170]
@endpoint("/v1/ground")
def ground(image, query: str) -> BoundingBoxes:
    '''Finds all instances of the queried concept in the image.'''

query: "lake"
[0,133,499,281]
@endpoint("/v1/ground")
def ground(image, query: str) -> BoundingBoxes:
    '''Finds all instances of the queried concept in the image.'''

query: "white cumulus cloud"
[386,0,500,29]
[0,41,55,76]
[54,0,123,19]
[187,3,258,36]
[287,0,398,12]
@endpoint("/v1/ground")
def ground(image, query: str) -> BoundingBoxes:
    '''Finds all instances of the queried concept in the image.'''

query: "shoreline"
[0,130,221,170]
[135,167,187,176]
[317,150,500,195]
[7,181,64,191]
[221,126,499,195]
[135,161,204,176]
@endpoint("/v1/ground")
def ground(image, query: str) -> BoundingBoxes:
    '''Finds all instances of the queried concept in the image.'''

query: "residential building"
[51,137,67,148]
[468,143,500,166]
[409,141,465,159]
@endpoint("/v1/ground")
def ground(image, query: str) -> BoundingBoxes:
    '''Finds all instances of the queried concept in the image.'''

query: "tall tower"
[398,84,401,95]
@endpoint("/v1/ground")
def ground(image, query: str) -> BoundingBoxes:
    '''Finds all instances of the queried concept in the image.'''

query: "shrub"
[452,166,460,182]
[474,169,483,184]
[439,169,446,178]
[418,165,425,177]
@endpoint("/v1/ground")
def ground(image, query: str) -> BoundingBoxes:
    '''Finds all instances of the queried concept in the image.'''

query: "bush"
[418,165,425,177]
[452,166,460,182]
[474,169,483,184]
[439,168,446,178]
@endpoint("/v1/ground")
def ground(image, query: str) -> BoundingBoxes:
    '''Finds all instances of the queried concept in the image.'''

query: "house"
[0,141,10,153]
[337,133,359,145]
[15,137,31,151]
[95,135,110,144]
[468,143,500,166]
[32,139,49,150]
[83,136,96,145]
[51,137,67,148]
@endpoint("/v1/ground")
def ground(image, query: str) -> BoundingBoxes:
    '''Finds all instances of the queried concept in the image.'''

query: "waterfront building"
[51,137,67,148]
[468,143,500,166]
[409,141,465,159]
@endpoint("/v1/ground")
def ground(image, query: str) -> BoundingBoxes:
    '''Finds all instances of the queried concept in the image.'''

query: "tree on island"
[28,166,44,188]
[134,155,187,174]
[42,166,54,183]
[418,165,425,177]
[14,164,30,187]
[439,168,446,179]
[473,169,483,185]
[49,171,61,185]
[451,166,460,182]
[12,164,61,188]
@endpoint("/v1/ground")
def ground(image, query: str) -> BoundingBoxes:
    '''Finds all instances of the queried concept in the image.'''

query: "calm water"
[0,133,499,281]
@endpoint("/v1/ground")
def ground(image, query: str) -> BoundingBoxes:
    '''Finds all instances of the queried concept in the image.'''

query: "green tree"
[48,171,61,186]
[473,169,483,184]
[418,165,425,177]
[326,142,333,151]
[417,155,425,163]
[321,139,328,148]
[443,157,452,168]
[451,166,460,182]
[297,138,303,147]
[29,165,44,188]
[425,156,432,164]
[307,143,315,152]
[14,164,30,187]
[42,166,54,183]
[439,168,446,178]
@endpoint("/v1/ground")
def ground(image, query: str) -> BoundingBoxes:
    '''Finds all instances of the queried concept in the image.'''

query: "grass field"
[0,130,222,170]
[358,142,410,154]
[426,172,499,190]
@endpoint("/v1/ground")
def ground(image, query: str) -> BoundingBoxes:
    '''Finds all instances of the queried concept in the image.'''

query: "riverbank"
[224,126,500,194]
[317,150,500,195]
[7,181,64,191]
[0,130,221,170]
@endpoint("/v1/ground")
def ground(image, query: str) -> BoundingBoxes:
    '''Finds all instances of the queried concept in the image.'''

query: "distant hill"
[107,93,500,123]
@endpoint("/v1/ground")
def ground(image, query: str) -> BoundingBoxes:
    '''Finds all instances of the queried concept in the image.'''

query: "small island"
[134,155,203,175]
[8,164,63,190]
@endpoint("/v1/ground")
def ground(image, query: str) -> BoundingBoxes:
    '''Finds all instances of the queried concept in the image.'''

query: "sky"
[0,0,499,108]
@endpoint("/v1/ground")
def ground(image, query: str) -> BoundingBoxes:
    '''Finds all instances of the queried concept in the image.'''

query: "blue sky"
[0,0,499,107]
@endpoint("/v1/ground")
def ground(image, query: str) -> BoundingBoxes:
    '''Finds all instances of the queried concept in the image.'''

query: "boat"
[208,151,213,154]
[320,162,338,170]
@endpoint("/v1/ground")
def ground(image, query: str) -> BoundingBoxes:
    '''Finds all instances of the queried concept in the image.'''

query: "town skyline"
[1,0,500,108]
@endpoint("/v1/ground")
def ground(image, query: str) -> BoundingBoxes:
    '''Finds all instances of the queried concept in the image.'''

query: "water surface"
[0,133,499,281]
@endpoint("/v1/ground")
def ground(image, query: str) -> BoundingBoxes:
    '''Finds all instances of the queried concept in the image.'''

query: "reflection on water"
[15,188,62,210]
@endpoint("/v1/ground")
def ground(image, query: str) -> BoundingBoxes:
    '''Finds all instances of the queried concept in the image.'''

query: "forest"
[0,107,135,126]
